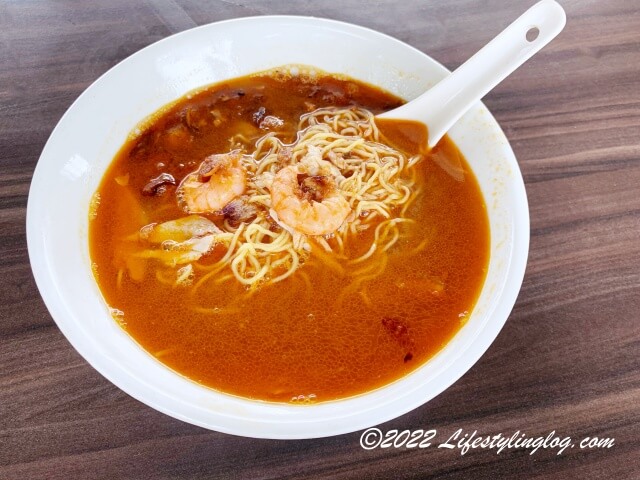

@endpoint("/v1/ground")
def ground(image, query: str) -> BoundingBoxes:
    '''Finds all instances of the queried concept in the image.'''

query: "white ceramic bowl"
[27,16,529,439]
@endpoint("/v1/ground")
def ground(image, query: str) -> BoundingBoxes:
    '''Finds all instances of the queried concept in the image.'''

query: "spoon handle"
[378,0,566,148]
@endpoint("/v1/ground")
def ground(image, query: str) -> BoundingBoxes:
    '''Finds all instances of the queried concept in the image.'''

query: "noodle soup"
[90,67,489,402]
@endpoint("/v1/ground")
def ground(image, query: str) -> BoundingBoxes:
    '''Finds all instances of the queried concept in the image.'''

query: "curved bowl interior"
[26,16,529,439]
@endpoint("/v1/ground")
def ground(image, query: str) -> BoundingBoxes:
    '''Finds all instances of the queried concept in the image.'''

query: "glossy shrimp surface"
[177,152,247,213]
[270,161,351,236]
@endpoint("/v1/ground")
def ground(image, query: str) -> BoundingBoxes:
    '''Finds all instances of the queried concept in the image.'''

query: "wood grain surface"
[1,1,639,478]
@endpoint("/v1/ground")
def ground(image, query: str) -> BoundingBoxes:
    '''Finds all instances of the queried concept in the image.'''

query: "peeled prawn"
[177,152,247,213]
[270,164,351,236]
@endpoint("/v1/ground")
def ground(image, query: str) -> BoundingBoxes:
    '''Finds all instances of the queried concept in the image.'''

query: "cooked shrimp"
[177,152,247,213]
[270,164,351,236]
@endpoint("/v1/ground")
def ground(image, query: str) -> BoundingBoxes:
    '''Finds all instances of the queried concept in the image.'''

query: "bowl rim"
[26,14,530,439]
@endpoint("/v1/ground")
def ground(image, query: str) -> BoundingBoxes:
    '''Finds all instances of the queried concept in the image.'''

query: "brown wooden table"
[1,1,639,478]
